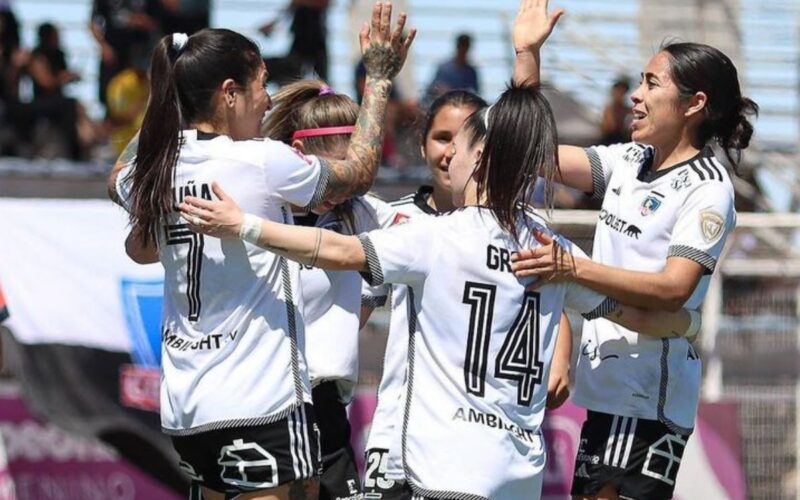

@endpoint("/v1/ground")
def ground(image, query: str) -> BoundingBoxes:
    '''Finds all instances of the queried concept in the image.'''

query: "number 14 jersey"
[359,206,613,500]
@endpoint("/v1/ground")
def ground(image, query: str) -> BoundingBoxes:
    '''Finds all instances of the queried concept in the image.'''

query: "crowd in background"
[0,0,629,210]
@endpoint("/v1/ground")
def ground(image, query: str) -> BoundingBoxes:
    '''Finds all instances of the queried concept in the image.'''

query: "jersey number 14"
[463,282,544,406]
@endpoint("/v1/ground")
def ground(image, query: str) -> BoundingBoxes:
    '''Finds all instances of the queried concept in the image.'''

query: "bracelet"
[685,309,702,339]
[309,227,322,267]
[239,213,262,245]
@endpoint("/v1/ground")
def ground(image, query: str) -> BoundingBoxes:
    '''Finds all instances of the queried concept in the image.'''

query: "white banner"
[0,199,162,352]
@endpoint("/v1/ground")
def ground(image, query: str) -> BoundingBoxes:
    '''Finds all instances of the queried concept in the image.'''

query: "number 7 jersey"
[358,206,614,500]
[116,130,328,435]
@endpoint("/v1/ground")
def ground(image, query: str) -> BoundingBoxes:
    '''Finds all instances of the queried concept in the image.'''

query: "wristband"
[685,309,702,339]
[239,213,262,245]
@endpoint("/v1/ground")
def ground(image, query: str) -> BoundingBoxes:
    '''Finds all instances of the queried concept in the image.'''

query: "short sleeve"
[115,163,135,213]
[585,142,641,200]
[357,218,438,287]
[668,183,735,274]
[552,234,616,318]
[261,140,327,210]
[353,196,396,302]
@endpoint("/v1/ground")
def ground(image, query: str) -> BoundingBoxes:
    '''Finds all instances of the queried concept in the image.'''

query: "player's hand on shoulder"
[179,182,245,239]
[511,229,576,286]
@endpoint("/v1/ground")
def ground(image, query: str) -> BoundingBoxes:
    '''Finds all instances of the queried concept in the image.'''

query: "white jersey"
[117,130,329,434]
[359,206,613,500]
[365,187,437,480]
[573,143,736,433]
[298,195,395,403]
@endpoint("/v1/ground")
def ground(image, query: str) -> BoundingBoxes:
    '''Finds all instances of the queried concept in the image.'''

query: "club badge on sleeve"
[700,209,725,243]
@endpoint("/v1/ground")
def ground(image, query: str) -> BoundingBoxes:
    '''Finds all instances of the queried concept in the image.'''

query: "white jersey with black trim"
[359,206,613,500]
[365,187,437,480]
[573,142,736,433]
[298,194,395,404]
[116,130,329,434]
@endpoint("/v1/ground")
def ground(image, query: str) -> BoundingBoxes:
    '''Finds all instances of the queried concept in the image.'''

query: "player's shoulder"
[183,131,302,168]
[590,141,651,168]
[388,186,438,221]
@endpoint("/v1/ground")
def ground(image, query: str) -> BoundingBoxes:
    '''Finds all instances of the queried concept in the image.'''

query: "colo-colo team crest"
[640,191,665,217]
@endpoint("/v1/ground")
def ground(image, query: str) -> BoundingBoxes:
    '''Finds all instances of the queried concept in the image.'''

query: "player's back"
[118,130,324,434]
[362,206,606,498]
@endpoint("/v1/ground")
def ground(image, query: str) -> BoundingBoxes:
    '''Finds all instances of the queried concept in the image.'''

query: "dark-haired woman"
[510,7,757,499]
[178,85,702,500]
[108,4,415,499]
[261,78,396,500]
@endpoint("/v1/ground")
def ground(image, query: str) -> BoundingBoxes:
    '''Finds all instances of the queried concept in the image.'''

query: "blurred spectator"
[106,44,149,156]
[261,0,329,85]
[599,77,632,145]
[425,33,480,103]
[24,23,93,160]
[0,1,25,155]
[90,0,159,107]
[158,0,210,36]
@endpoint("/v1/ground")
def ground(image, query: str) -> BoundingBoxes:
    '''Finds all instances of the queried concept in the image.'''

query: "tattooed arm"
[107,132,139,206]
[315,2,416,207]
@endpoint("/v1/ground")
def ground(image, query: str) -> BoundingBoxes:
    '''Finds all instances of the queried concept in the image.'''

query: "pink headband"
[292,126,355,140]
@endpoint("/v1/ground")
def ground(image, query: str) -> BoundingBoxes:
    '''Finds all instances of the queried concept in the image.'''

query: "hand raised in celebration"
[359,2,417,81]
[513,0,565,52]
[179,182,245,239]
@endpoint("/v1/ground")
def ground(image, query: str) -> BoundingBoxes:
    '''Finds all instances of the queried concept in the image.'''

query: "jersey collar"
[637,145,715,183]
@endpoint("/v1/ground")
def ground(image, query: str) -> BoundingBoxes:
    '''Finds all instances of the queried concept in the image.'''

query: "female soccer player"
[110,5,415,499]
[361,89,486,500]
[261,79,396,500]
[179,83,701,500]
[510,2,757,497]
[364,89,573,500]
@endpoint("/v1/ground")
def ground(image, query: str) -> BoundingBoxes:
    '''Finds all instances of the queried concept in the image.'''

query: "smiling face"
[445,125,482,208]
[629,51,690,148]
[229,64,273,140]
[421,104,477,196]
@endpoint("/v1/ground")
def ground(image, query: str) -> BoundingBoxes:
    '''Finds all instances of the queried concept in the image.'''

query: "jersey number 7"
[165,223,204,322]
[463,282,544,406]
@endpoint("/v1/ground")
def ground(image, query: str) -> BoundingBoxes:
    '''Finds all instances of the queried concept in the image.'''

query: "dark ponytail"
[661,42,759,167]
[462,82,559,242]
[128,29,262,245]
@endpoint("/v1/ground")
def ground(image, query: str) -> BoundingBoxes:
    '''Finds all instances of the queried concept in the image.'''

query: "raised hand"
[359,2,417,81]
[513,0,564,52]
[179,182,245,239]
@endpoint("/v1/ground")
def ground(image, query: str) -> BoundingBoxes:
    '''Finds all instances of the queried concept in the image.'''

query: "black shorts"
[363,448,411,500]
[571,410,690,500]
[313,381,362,500]
[172,404,320,495]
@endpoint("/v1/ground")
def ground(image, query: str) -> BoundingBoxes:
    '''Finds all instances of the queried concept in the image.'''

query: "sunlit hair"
[660,41,758,167]
[461,82,560,242]
[128,29,262,245]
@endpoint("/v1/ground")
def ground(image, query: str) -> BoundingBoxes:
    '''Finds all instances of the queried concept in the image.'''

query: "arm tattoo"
[319,77,392,206]
[362,44,402,80]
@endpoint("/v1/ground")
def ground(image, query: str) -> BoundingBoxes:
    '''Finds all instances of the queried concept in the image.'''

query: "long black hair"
[661,42,759,167]
[128,29,262,245]
[461,82,560,242]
